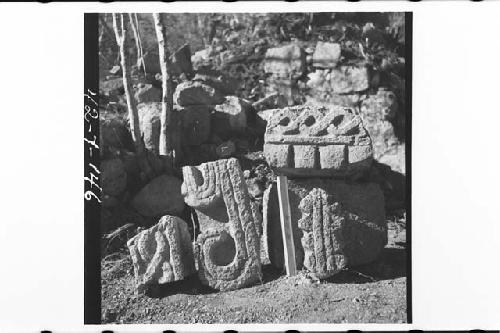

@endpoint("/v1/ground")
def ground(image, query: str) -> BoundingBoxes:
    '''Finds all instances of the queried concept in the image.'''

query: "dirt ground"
[101,213,407,324]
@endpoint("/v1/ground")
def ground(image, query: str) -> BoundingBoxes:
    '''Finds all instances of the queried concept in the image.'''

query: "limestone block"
[137,102,161,154]
[127,215,195,293]
[264,44,306,77]
[307,66,369,94]
[212,96,250,135]
[263,179,387,271]
[312,42,341,68]
[174,81,225,106]
[263,105,373,178]
[174,104,211,146]
[181,158,261,291]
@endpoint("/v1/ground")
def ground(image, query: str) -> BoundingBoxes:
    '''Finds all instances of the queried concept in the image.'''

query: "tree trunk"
[152,13,176,166]
[112,13,144,155]
[128,13,146,75]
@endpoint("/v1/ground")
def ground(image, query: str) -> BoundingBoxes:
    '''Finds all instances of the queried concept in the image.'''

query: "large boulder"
[312,42,341,68]
[127,215,196,294]
[263,179,387,271]
[264,44,306,78]
[212,96,250,135]
[175,104,211,146]
[99,112,134,156]
[131,175,185,218]
[101,158,127,197]
[170,44,193,76]
[174,81,225,106]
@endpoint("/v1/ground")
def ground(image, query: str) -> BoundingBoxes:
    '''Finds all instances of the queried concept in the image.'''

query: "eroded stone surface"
[264,44,306,77]
[263,179,387,271]
[307,66,369,94]
[181,158,261,291]
[174,81,225,106]
[263,105,373,178]
[212,96,250,135]
[298,188,347,278]
[127,215,195,293]
[137,102,161,154]
[312,42,341,69]
[360,88,400,159]
[132,175,185,218]
[135,83,162,104]
[174,104,211,146]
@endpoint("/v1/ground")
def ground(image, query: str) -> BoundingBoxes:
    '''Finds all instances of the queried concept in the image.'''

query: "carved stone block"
[298,188,347,278]
[263,105,373,178]
[181,158,261,291]
[263,179,387,272]
[127,215,195,294]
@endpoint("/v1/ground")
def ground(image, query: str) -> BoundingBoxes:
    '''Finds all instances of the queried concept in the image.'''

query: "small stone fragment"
[127,215,195,294]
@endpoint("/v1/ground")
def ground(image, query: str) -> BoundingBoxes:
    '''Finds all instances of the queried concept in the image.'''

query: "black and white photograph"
[89,11,410,324]
[3,1,500,332]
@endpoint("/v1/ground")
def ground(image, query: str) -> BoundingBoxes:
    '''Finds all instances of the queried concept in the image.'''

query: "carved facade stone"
[181,158,261,291]
[263,179,387,271]
[127,215,195,294]
[263,105,373,178]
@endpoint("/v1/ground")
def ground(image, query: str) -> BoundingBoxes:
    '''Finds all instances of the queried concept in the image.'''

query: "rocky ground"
[101,212,407,324]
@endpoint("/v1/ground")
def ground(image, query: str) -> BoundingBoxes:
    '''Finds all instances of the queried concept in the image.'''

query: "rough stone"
[215,141,236,158]
[174,104,211,146]
[212,96,250,135]
[361,88,398,120]
[132,175,185,218]
[307,65,369,94]
[174,81,225,106]
[101,158,127,197]
[263,105,373,178]
[312,42,341,68]
[181,158,261,291]
[252,93,288,112]
[134,83,162,104]
[137,103,161,154]
[298,188,348,278]
[127,215,195,294]
[263,179,387,271]
[143,51,161,75]
[360,89,400,159]
[99,78,124,97]
[264,44,306,77]
[138,102,206,150]
[170,44,193,76]
[100,112,134,156]
[193,72,238,96]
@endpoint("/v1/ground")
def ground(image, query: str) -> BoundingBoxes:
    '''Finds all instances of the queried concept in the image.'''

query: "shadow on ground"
[326,246,407,284]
